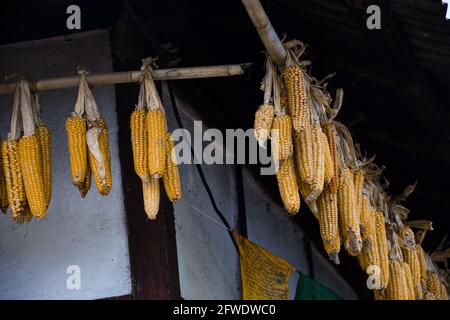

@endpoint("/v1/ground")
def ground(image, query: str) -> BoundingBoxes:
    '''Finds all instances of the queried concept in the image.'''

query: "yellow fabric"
[234,231,295,300]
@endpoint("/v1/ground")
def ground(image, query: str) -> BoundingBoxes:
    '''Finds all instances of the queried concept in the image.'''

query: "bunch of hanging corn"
[130,58,181,219]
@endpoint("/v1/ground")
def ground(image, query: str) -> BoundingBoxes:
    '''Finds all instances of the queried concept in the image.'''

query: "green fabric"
[294,272,343,300]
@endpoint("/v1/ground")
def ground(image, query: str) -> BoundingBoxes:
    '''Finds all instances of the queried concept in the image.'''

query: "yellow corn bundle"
[283,65,309,132]
[402,247,422,299]
[322,123,339,194]
[317,191,338,246]
[276,157,300,215]
[2,140,27,220]
[162,133,181,202]
[375,211,390,289]
[293,122,314,184]
[130,108,149,182]
[353,169,364,222]
[142,177,160,220]
[66,115,88,186]
[416,244,428,283]
[426,272,441,299]
[77,164,91,198]
[146,108,167,177]
[439,282,448,300]
[88,119,112,196]
[309,122,325,200]
[271,114,293,162]
[322,132,334,183]
[401,261,416,300]
[18,135,47,218]
[337,167,362,255]
[36,125,52,208]
[254,104,275,145]
[385,260,409,300]
[323,230,340,265]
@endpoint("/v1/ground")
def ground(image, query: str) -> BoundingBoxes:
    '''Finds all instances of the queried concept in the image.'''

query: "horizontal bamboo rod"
[0,63,251,95]
[241,0,286,66]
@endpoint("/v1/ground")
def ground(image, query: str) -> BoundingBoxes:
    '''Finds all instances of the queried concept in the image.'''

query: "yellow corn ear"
[0,143,8,213]
[309,122,325,200]
[402,247,422,299]
[276,157,300,215]
[317,191,339,246]
[359,212,380,275]
[2,140,27,220]
[322,131,334,183]
[375,211,390,289]
[323,123,339,194]
[78,163,91,198]
[88,119,112,196]
[254,104,274,145]
[131,108,149,182]
[337,167,362,255]
[426,272,441,299]
[271,114,293,162]
[386,260,409,300]
[416,244,428,283]
[298,180,319,218]
[293,122,314,184]
[146,108,167,177]
[360,196,375,246]
[36,125,52,208]
[66,115,88,186]
[162,133,181,202]
[142,177,160,220]
[353,169,364,224]
[323,230,340,265]
[19,135,47,218]
[401,261,416,300]
[284,65,309,131]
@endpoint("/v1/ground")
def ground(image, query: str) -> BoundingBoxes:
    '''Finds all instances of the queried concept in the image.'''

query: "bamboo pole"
[241,0,286,66]
[0,63,250,95]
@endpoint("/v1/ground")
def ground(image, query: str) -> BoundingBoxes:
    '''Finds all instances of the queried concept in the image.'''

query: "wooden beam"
[0,64,250,95]
[241,0,286,65]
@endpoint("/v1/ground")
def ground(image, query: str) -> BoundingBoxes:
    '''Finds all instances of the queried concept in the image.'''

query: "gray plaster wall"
[0,30,131,300]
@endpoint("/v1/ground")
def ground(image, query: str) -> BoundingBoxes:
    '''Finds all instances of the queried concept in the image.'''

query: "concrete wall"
[0,30,131,299]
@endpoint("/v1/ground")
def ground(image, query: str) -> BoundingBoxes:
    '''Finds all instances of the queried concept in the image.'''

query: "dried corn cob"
[271,114,293,162]
[309,122,325,200]
[293,122,314,184]
[254,104,274,146]
[146,108,167,177]
[284,65,309,131]
[88,118,112,195]
[130,108,149,182]
[402,247,422,299]
[142,177,160,220]
[323,230,340,265]
[19,134,47,218]
[360,196,375,246]
[337,167,362,255]
[426,272,441,299]
[401,261,415,300]
[66,115,88,186]
[359,213,380,275]
[77,163,91,198]
[163,133,181,202]
[416,244,428,284]
[0,144,8,213]
[276,157,300,215]
[323,123,339,194]
[317,191,339,246]
[375,211,390,289]
[36,125,52,208]
[386,260,409,300]
[298,180,318,218]
[353,169,364,223]
[322,131,334,184]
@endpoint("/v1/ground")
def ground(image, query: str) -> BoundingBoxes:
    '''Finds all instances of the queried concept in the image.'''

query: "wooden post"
[241,0,286,66]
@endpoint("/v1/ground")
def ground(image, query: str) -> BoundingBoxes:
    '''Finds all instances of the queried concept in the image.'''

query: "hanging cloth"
[294,271,342,300]
[233,231,295,300]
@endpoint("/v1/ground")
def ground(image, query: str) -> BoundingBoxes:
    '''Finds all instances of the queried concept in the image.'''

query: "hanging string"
[180,199,233,232]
